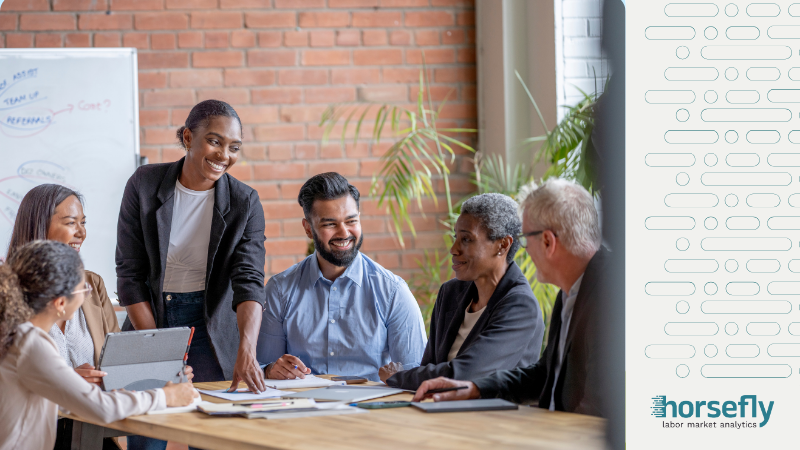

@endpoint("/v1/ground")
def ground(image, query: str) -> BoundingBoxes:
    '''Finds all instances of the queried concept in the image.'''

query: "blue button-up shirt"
[257,252,427,381]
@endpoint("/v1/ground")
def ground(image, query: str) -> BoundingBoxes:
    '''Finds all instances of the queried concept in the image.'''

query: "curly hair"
[0,264,31,360]
[0,241,84,360]
[460,193,522,263]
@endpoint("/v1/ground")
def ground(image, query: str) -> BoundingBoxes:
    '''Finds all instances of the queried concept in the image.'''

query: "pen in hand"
[180,327,195,383]
[424,386,468,394]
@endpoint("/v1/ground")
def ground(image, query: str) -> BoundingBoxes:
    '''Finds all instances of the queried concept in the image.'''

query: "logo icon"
[651,395,666,418]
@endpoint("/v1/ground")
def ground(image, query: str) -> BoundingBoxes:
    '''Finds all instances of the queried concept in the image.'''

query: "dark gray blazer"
[386,262,543,390]
[115,158,266,379]
[473,249,608,417]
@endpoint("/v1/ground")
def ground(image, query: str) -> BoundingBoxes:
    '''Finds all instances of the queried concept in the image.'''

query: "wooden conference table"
[64,376,606,450]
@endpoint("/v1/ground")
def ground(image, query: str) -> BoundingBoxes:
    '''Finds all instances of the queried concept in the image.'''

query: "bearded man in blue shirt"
[257,172,427,381]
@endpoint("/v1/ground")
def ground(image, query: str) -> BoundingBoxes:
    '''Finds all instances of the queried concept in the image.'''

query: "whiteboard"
[0,49,140,299]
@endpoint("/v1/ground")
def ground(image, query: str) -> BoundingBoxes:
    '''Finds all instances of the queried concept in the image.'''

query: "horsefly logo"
[651,395,774,428]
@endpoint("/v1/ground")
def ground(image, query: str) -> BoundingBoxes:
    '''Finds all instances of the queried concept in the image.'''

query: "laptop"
[98,327,191,391]
[282,386,404,402]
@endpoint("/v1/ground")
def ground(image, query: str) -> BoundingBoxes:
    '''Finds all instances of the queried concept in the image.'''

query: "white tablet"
[98,327,191,391]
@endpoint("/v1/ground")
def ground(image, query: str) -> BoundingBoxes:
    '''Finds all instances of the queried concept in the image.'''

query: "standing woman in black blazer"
[381,193,544,390]
[116,100,267,396]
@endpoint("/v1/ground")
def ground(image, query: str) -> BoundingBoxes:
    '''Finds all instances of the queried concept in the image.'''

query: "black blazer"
[115,158,266,379]
[387,262,544,390]
[473,248,608,417]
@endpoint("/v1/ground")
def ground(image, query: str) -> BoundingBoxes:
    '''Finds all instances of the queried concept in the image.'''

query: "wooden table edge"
[60,376,607,450]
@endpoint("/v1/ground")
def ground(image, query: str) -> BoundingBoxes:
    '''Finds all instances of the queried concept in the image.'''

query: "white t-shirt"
[447,304,486,362]
[162,180,215,293]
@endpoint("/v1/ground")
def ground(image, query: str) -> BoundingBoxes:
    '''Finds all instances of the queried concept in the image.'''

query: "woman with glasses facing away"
[7,184,194,450]
[0,241,197,450]
[380,193,545,390]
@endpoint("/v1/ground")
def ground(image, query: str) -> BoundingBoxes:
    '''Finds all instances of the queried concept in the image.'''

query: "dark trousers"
[128,291,221,450]
[53,418,121,450]
[164,290,225,383]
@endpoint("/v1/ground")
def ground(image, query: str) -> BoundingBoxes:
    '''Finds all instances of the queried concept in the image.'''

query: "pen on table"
[229,386,278,393]
[239,400,295,407]
[229,389,255,394]
[425,386,468,394]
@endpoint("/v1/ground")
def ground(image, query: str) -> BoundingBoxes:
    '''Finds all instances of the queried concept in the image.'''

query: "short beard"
[312,230,363,268]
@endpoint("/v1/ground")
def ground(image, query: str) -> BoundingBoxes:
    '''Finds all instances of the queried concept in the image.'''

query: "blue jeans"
[127,291,220,450]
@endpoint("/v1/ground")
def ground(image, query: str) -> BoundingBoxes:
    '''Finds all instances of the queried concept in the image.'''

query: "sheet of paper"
[198,398,318,415]
[627,1,794,447]
[198,387,291,401]
[246,404,367,420]
[147,394,205,415]
[263,374,346,390]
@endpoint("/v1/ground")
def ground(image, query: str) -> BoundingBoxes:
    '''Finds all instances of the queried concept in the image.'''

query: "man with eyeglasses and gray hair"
[412,178,609,417]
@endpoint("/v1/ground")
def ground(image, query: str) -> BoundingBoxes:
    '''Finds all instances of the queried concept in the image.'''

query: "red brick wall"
[0,0,476,280]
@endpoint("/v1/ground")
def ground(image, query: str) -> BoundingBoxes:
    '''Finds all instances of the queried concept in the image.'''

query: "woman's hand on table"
[265,354,311,380]
[163,381,199,407]
[412,377,481,402]
[75,363,107,386]
[230,301,267,394]
[379,362,403,383]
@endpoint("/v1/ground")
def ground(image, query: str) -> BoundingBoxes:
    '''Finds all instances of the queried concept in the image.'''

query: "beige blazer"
[82,270,121,367]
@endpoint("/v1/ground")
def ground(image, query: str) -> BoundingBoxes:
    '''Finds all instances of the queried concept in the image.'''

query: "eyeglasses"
[517,230,557,248]
[72,282,93,295]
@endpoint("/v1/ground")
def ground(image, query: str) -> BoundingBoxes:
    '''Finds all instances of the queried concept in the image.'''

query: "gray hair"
[460,193,522,263]
[518,178,600,258]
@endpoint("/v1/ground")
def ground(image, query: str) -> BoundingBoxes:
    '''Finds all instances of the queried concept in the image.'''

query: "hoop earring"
[56,310,64,318]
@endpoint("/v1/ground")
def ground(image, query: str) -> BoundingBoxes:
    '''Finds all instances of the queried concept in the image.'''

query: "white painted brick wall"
[555,0,609,118]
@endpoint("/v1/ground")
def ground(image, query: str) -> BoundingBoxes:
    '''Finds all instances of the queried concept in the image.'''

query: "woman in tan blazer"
[7,184,120,383]
[83,271,120,367]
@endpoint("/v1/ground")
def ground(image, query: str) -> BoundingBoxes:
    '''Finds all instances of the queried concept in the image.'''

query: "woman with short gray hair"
[381,193,545,390]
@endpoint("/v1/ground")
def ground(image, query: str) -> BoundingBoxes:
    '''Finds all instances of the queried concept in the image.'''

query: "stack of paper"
[197,399,367,420]
[198,387,291,401]
[246,402,366,420]
[263,374,346,390]
[198,399,318,416]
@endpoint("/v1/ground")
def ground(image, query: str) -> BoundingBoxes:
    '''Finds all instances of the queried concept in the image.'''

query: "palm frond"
[471,152,534,198]
[515,73,607,195]
[319,64,476,247]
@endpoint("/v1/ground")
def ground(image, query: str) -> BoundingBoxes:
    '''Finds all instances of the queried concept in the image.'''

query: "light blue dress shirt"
[257,252,427,381]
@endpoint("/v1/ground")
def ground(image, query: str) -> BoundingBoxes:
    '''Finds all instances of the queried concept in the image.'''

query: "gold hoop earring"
[56,310,64,318]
